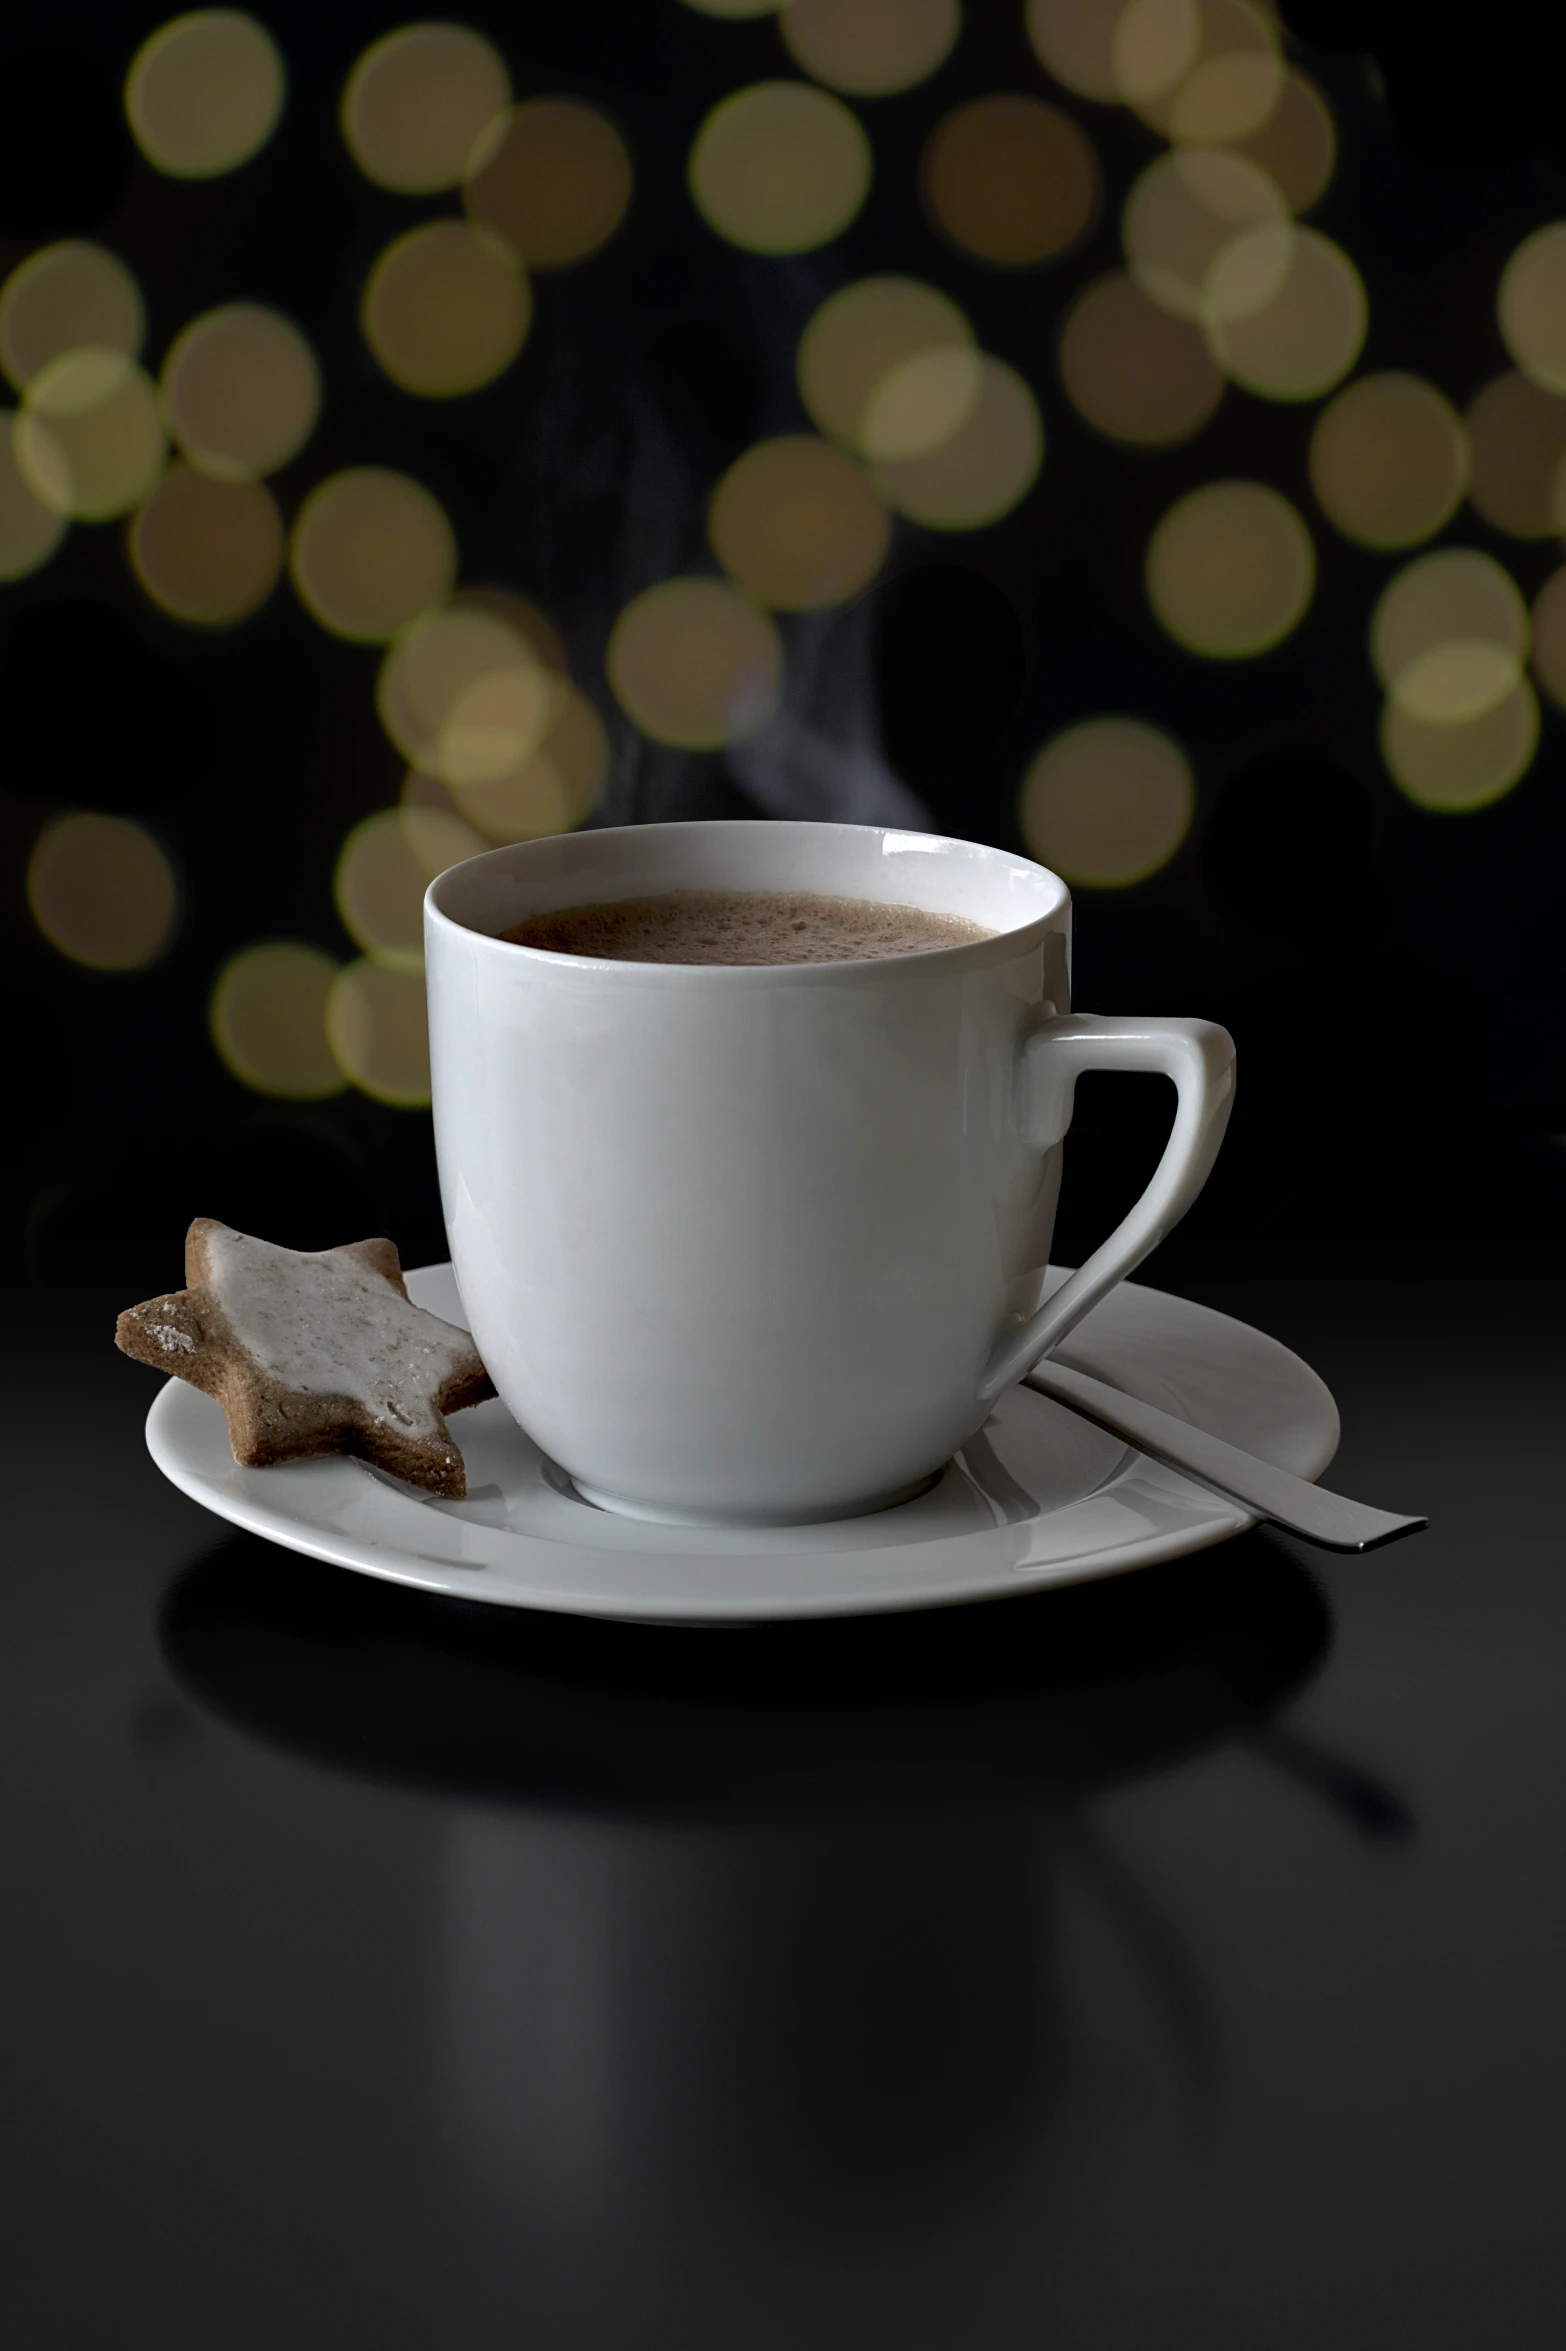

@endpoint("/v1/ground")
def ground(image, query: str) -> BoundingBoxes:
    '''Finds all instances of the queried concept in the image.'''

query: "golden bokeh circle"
[327,959,432,1108]
[130,462,284,626]
[0,416,69,580]
[708,434,890,609]
[211,942,345,1099]
[1497,223,1566,397]
[362,221,531,399]
[289,468,457,644]
[125,10,286,179]
[159,302,319,483]
[921,97,1099,269]
[443,682,609,841]
[688,82,872,255]
[335,807,486,973]
[1148,0,1282,146]
[465,99,632,268]
[341,22,510,195]
[779,0,960,98]
[454,586,569,676]
[1369,550,1529,724]
[1123,147,1288,324]
[1023,0,1124,101]
[1205,227,1366,401]
[1464,373,1566,540]
[1058,270,1224,445]
[607,577,783,748]
[861,345,982,463]
[1228,69,1335,215]
[1146,479,1314,658]
[1019,718,1195,887]
[378,605,564,783]
[871,356,1044,531]
[1308,373,1468,551]
[1025,0,1198,106]
[1381,679,1538,814]
[1530,565,1566,712]
[16,349,166,521]
[0,242,145,394]
[798,276,973,455]
[27,814,177,970]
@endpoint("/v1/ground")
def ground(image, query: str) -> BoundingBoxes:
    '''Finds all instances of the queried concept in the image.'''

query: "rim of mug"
[425,820,1069,981]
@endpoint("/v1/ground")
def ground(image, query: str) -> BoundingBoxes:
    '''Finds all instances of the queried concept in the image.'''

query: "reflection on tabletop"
[160,1536,1412,2329]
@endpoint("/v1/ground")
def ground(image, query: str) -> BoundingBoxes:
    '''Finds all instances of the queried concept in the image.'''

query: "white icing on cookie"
[203,1227,475,1437]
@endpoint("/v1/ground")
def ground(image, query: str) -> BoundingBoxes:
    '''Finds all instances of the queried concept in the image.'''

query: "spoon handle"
[1022,1360,1427,1553]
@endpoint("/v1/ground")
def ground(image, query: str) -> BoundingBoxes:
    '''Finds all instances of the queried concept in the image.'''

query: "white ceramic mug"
[426,821,1234,1526]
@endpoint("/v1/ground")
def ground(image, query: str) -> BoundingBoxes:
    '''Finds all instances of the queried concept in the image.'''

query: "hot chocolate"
[503,888,994,966]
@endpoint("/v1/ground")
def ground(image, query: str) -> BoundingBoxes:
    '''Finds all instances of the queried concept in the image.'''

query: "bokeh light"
[1229,69,1334,214]
[378,604,563,783]
[454,586,569,675]
[709,435,889,608]
[0,419,68,579]
[335,807,486,973]
[798,275,973,454]
[1497,223,1566,396]
[327,959,432,1107]
[465,99,632,267]
[341,23,510,194]
[1381,679,1539,813]
[921,97,1099,268]
[289,467,456,643]
[688,82,872,254]
[1024,0,1123,101]
[1530,566,1566,712]
[1018,717,1195,886]
[607,577,783,747]
[16,350,166,521]
[27,813,177,969]
[125,9,286,179]
[362,221,530,399]
[872,356,1044,530]
[1205,227,1367,400]
[1058,270,1224,444]
[0,242,144,393]
[861,345,982,462]
[211,942,345,1099]
[441,681,609,841]
[779,0,960,97]
[1123,147,1287,324]
[160,302,319,481]
[130,462,284,625]
[681,0,780,14]
[1146,479,1314,657]
[1308,373,1468,550]
[1025,0,1197,107]
[1145,0,1283,145]
[1465,373,1566,539]
[1370,550,1529,723]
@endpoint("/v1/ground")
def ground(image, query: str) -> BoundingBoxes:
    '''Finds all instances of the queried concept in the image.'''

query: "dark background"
[6,16,1566,2346]
[2,0,1563,1303]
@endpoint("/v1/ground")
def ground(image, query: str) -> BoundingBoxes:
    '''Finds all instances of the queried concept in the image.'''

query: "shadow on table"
[158,1538,1407,2305]
[161,1530,1331,1820]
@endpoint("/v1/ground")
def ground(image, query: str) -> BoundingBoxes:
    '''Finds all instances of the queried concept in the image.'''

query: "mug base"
[562,1465,945,1530]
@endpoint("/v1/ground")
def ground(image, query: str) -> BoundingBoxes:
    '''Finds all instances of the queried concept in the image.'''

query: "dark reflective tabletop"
[6,1251,1565,2349]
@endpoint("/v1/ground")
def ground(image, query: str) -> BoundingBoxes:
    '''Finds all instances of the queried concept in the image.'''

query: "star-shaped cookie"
[116,1219,494,1497]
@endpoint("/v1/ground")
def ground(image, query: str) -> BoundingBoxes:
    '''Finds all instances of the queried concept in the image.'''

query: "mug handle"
[977,1014,1236,1404]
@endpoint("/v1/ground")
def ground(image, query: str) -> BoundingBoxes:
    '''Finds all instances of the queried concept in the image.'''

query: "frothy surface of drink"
[503,888,995,965]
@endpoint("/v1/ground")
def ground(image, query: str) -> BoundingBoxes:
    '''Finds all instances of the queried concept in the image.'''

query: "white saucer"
[143,1264,1339,1624]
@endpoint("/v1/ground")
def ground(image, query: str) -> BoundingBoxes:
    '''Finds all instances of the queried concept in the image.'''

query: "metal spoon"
[1023,1358,1427,1553]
